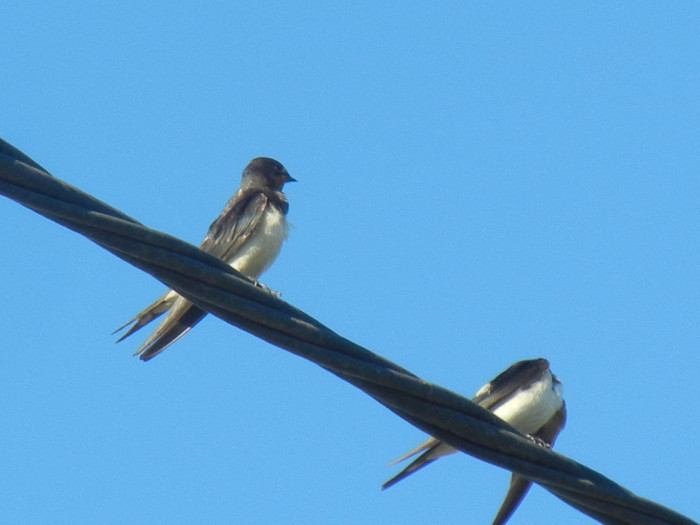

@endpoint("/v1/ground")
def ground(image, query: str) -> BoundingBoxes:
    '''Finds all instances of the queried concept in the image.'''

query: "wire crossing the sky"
[0,138,695,525]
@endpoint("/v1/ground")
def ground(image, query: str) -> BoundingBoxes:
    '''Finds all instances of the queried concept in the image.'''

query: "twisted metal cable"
[0,138,695,525]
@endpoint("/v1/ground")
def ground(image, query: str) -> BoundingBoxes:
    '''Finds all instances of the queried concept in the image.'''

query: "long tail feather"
[491,475,533,525]
[113,291,176,341]
[387,437,439,466]
[383,441,456,490]
[382,454,439,490]
[134,297,208,361]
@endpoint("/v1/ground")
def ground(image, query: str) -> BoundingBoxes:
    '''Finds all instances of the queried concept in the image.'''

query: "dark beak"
[285,174,297,183]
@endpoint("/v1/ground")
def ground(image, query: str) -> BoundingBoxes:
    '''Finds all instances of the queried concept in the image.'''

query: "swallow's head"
[242,157,296,191]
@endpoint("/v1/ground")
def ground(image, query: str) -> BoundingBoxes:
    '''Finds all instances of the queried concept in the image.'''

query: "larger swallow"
[383,358,566,525]
[114,157,295,361]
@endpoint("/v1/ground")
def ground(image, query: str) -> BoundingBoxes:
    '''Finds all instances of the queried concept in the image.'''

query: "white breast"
[492,372,563,435]
[229,206,289,279]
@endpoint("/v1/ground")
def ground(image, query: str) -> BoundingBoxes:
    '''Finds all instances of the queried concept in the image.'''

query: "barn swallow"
[383,358,566,525]
[113,157,295,361]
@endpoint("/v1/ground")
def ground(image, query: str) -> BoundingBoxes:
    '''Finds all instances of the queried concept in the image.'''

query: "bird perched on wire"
[383,358,566,525]
[113,157,296,361]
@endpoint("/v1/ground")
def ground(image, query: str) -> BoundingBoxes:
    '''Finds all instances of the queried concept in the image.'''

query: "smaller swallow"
[113,157,295,361]
[383,358,566,525]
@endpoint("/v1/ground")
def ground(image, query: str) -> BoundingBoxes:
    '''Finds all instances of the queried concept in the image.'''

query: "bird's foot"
[527,435,551,449]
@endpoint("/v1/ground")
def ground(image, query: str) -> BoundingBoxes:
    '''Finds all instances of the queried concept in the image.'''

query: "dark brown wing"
[200,189,276,262]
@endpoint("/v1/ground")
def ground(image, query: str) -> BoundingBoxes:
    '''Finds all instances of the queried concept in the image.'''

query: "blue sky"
[1,3,698,524]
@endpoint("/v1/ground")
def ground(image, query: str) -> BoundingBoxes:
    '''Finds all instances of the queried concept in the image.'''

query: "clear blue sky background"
[1,3,698,524]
